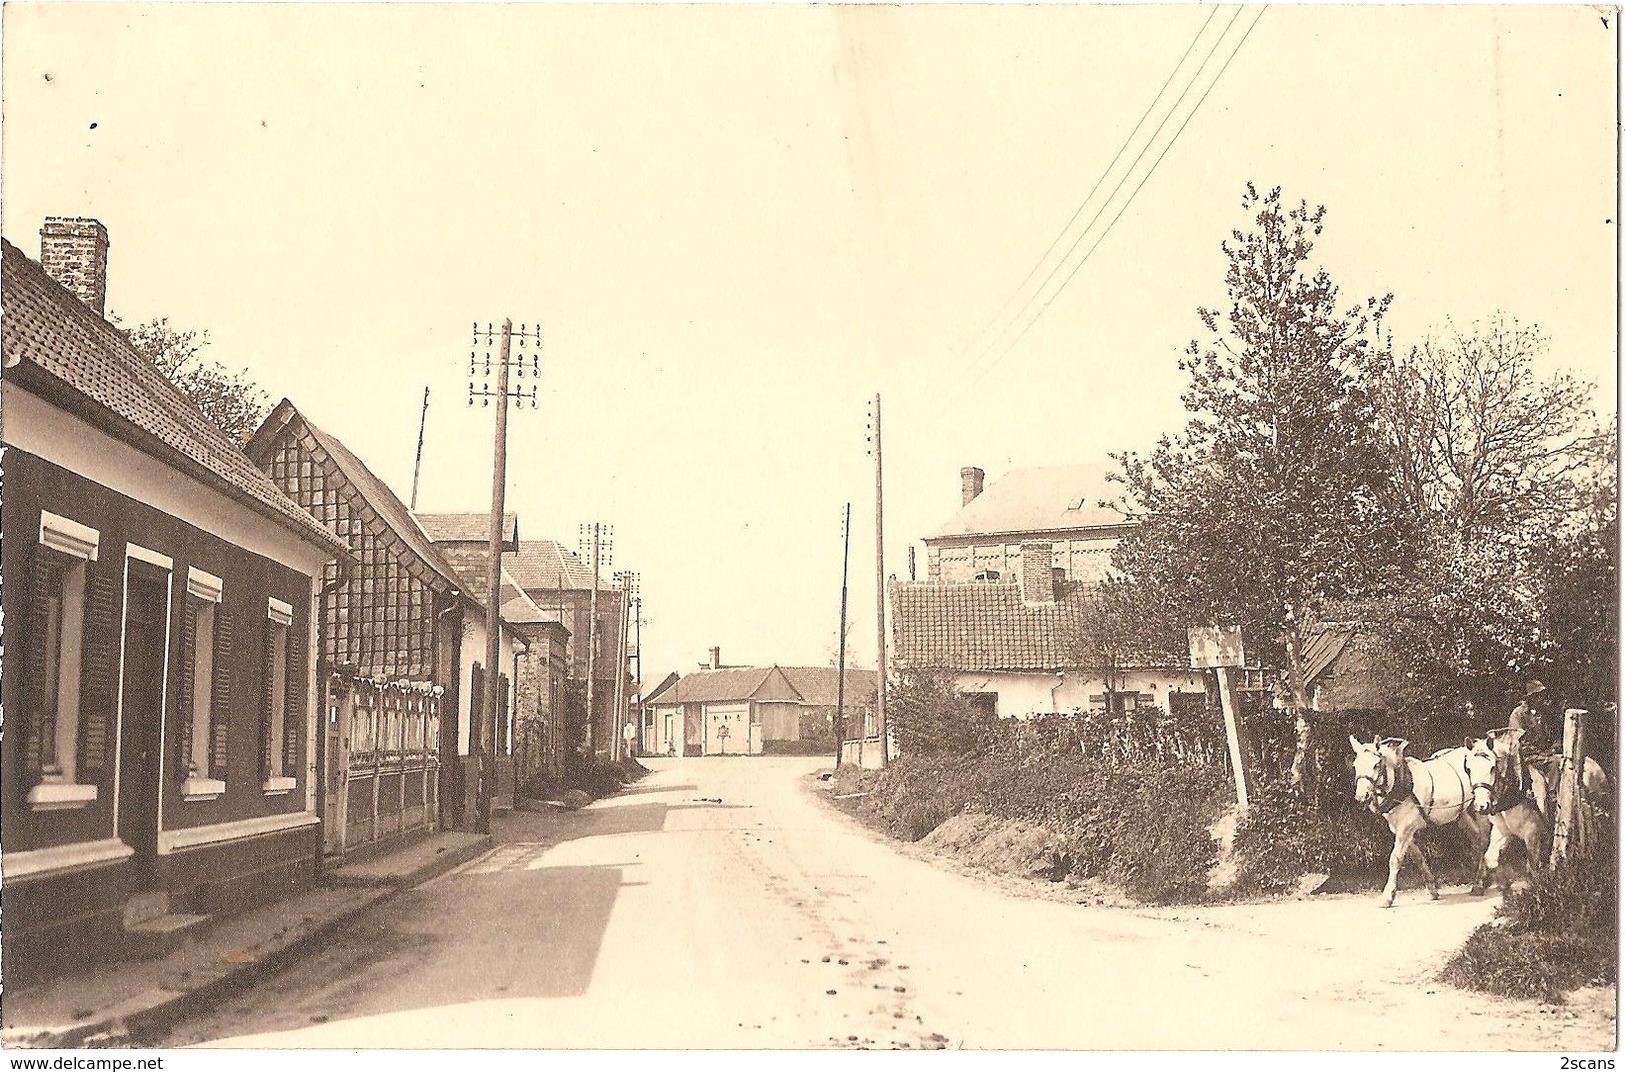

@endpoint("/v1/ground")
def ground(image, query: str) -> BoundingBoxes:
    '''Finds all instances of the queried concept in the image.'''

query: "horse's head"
[1350,735,1406,810]
[1463,727,1524,814]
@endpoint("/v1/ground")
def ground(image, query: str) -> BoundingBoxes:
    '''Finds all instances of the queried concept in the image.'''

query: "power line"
[978,4,1268,375]
[956,5,1221,366]
[962,6,1244,379]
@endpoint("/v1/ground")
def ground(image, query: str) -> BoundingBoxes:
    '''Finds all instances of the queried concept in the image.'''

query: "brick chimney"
[40,217,110,316]
[1019,541,1056,604]
[708,646,721,670]
[960,466,985,507]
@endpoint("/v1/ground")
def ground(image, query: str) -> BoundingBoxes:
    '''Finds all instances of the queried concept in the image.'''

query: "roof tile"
[2,240,344,557]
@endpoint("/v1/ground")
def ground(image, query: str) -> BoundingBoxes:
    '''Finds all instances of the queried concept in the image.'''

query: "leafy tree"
[117,316,271,444]
[1110,184,1411,789]
[1529,417,1618,711]
[886,666,997,756]
[1072,577,1185,707]
[1369,319,1611,713]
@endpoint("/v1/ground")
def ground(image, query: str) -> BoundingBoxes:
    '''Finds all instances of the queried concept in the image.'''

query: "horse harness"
[1465,748,1530,816]
[1363,750,1464,825]
[1358,751,1415,817]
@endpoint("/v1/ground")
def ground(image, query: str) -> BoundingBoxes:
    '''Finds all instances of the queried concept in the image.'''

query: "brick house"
[895,463,1199,719]
[415,514,547,810]
[246,399,469,855]
[507,540,634,762]
[1,222,349,981]
[895,506,1203,720]
[924,464,1132,586]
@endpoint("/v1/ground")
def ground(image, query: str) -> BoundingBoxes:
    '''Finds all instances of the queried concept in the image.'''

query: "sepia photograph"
[0,0,1618,1057]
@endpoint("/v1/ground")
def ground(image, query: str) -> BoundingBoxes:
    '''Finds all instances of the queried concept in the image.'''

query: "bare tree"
[117,316,271,444]
[1378,317,1603,545]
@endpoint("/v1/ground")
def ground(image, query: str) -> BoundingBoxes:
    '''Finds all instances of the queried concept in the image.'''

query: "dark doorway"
[118,566,170,889]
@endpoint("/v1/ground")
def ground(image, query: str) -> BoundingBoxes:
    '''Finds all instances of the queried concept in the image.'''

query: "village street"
[160,758,1615,1051]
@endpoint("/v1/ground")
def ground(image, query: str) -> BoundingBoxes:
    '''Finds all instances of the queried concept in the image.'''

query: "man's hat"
[1524,680,1548,699]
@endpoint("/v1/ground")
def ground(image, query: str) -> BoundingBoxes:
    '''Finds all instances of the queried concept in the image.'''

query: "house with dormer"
[895,464,1202,720]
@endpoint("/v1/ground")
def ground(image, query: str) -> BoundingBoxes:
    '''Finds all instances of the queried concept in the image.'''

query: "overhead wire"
[961,5,1246,379]
[955,5,1221,367]
[981,4,1268,373]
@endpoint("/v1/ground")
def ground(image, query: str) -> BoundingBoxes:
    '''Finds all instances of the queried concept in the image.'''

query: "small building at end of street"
[644,651,878,757]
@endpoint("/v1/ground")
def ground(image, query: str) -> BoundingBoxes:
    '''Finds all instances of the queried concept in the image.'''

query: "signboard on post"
[1189,626,1246,669]
[1190,626,1251,810]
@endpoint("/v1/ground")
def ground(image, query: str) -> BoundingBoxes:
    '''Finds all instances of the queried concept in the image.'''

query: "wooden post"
[1215,667,1250,810]
[475,319,514,835]
[834,503,851,770]
[1549,708,1589,869]
[871,395,889,768]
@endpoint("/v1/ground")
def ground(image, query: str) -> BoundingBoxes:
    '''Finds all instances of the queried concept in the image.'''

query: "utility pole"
[409,386,430,511]
[632,592,644,753]
[834,502,851,769]
[612,570,638,762]
[581,523,612,759]
[468,320,540,834]
[868,394,889,768]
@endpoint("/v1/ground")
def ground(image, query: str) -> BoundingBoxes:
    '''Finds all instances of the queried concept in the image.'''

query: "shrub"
[1230,782,1392,891]
[1441,925,1614,1003]
[847,750,1230,902]
[1441,816,1617,1002]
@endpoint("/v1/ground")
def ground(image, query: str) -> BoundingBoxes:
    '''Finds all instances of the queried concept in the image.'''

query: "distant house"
[1,222,349,981]
[636,671,680,754]
[246,400,469,855]
[890,542,1203,719]
[924,464,1132,586]
[644,652,877,756]
[508,539,635,762]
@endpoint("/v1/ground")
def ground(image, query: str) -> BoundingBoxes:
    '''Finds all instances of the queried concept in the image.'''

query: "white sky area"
[4,3,1617,691]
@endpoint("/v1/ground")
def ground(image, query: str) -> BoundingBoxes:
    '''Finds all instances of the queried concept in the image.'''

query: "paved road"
[165,757,1615,1050]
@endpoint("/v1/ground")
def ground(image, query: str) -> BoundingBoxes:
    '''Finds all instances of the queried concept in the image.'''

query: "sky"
[3,3,1617,689]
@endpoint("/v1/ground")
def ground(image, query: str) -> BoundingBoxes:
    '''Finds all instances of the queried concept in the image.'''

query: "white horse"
[1350,735,1491,907]
[1462,728,1548,891]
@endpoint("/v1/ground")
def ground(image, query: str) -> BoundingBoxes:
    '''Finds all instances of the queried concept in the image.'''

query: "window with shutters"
[263,597,297,793]
[25,512,103,810]
[180,567,228,801]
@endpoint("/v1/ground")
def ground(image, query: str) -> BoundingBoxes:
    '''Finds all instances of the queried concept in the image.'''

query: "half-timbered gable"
[248,401,467,856]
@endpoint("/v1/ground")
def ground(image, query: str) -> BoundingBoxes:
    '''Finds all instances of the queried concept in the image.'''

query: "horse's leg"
[1380,817,1413,908]
[1465,812,1491,895]
[1406,839,1440,899]
[1484,818,1511,893]
[1519,807,1547,877]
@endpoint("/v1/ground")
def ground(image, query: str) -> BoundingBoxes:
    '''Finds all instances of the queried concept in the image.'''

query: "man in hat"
[1509,679,1558,754]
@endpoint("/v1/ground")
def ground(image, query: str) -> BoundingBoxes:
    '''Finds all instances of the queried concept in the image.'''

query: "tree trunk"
[1283,606,1316,792]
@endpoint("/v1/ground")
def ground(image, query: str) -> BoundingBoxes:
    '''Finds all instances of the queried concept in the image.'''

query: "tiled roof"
[645,665,879,707]
[509,539,606,591]
[649,667,774,705]
[249,399,462,592]
[888,579,1184,673]
[1302,627,1355,686]
[779,667,878,707]
[929,464,1128,540]
[1,240,346,558]
[640,671,681,705]
[417,512,518,546]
